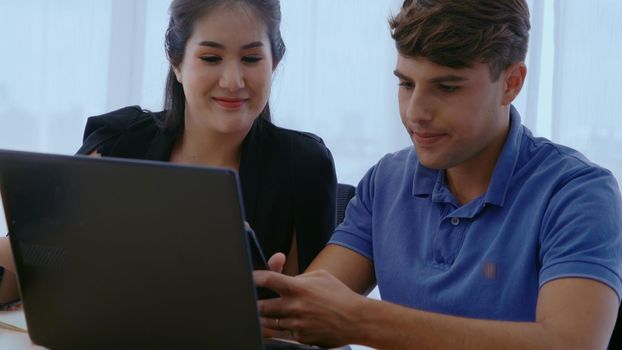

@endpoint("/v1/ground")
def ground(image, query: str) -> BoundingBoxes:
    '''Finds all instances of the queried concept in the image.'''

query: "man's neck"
[445,121,511,206]
[445,160,496,206]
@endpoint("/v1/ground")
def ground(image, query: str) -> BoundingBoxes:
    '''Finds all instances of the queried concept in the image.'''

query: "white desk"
[0,328,46,349]
[1,326,357,350]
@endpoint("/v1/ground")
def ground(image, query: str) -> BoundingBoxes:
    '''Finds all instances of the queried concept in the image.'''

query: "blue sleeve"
[328,165,377,261]
[539,166,622,301]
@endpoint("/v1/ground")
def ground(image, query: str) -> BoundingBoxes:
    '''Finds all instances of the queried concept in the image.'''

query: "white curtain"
[1,0,621,245]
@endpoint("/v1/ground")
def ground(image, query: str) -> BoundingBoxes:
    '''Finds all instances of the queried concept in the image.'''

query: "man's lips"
[411,131,448,146]
[213,97,249,109]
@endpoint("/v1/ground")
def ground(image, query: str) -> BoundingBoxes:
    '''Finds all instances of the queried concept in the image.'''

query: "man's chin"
[417,159,446,170]
[414,150,447,170]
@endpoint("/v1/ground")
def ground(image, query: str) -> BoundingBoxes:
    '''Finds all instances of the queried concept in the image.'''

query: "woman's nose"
[219,63,245,91]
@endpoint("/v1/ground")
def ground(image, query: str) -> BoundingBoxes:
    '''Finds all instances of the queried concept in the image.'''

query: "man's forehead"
[395,55,487,79]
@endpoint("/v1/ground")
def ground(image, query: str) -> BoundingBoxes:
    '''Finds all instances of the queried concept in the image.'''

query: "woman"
[0,0,336,305]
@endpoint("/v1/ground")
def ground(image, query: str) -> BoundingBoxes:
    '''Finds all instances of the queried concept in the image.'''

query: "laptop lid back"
[0,149,265,350]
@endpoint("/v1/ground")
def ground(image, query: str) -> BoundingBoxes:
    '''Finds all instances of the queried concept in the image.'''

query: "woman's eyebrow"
[197,41,264,50]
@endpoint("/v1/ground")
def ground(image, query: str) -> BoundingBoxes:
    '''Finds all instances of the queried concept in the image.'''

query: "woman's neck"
[169,119,247,171]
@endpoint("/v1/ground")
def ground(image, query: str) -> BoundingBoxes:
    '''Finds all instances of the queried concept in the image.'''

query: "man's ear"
[501,62,527,106]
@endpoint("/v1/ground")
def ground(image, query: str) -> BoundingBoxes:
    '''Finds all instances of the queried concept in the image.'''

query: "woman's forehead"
[188,4,269,47]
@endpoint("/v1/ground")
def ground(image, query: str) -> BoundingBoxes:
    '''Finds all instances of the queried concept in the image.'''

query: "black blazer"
[77,106,337,271]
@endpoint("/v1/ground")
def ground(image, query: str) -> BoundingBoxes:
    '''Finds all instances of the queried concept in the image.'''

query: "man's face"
[395,56,511,171]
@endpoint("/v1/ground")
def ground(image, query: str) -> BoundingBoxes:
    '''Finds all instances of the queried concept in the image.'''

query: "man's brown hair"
[389,0,530,81]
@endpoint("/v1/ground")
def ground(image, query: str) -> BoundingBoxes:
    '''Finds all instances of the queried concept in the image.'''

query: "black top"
[77,106,337,271]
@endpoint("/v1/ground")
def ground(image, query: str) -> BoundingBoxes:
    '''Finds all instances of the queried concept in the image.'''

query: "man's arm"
[256,245,618,349]
[355,277,618,349]
[305,244,375,294]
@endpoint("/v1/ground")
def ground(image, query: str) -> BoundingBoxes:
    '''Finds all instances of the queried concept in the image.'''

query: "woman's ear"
[173,64,183,84]
[501,62,527,106]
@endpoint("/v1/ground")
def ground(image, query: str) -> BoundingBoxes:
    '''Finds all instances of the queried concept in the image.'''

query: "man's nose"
[405,89,433,123]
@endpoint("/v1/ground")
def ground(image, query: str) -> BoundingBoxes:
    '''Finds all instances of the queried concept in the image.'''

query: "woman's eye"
[439,84,460,93]
[200,56,222,63]
[242,55,263,63]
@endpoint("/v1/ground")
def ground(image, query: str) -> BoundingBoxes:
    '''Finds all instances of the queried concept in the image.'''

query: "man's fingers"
[267,252,286,273]
[261,317,297,340]
[261,316,283,330]
[254,270,295,295]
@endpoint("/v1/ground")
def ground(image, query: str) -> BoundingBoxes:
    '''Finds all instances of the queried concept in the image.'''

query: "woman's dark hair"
[163,0,286,131]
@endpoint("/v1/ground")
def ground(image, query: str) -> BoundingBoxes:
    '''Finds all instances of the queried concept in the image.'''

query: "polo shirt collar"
[412,149,438,197]
[482,105,523,207]
[411,105,524,209]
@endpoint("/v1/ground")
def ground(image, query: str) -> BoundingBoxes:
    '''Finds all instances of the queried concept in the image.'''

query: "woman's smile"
[213,96,249,110]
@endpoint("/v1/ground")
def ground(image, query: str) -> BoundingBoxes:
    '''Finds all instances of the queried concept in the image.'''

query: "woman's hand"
[0,237,20,305]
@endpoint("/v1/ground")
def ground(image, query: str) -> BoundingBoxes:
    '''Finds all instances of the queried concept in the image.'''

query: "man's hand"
[267,252,286,274]
[257,252,292,339]
[254,269,367,348]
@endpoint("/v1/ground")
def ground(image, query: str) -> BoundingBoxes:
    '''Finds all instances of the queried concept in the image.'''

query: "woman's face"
[173,5,273,137]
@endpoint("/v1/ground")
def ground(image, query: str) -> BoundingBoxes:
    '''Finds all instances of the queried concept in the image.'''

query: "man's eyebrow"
[393,70,411,81]
[197,41,264,50]
[393,70,469,84]
[428,75,469,84]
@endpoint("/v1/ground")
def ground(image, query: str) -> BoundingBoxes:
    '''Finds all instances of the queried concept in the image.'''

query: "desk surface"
[0,328,46,349]
[0,327,356,350]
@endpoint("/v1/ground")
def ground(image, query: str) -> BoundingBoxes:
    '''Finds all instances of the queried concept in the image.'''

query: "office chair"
[336,183,356,226]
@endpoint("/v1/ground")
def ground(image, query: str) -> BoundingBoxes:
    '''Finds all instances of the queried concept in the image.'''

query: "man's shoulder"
[357,146,420,191]
[374,146,418,173]
[520,133,615,184]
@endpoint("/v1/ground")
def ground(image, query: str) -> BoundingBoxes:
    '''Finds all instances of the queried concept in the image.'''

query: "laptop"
[0,149,330,350]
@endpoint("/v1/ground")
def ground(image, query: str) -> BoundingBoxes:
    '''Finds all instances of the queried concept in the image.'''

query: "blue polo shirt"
[329,107,622,321]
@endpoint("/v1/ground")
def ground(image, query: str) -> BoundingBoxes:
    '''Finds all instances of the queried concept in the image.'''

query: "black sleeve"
[76,106,145,155]
[291,133,337,270]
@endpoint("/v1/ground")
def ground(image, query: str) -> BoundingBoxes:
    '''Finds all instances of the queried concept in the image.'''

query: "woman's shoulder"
[256,120,336,182]
[83,106,164,135]
[259,119,332,159]
[77,106,166,156]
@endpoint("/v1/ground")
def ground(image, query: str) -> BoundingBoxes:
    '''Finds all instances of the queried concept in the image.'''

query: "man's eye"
[200,56,222,63]
[242,55,263,63]
[399,81,414,90]
[439,84,460,93]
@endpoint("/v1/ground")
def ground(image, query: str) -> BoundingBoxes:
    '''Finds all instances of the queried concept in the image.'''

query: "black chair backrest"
[609,307,621,349]
[336,183,356,226]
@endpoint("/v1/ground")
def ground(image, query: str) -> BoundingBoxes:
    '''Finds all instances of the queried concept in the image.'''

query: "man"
[254,0,622,348]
